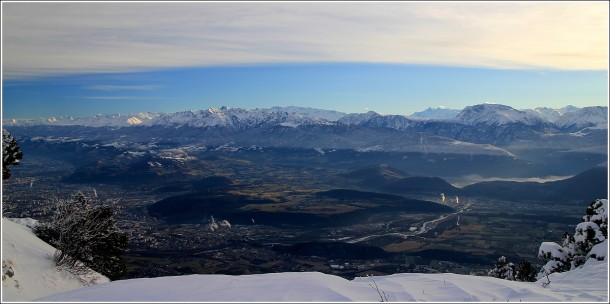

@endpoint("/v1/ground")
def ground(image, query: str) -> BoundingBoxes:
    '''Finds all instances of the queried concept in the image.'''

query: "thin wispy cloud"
[2,2,608,79]
[84,96,157,100]
[86,85,161,91]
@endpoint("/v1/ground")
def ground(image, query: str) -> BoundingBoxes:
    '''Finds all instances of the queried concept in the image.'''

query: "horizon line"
[3,102,608,122]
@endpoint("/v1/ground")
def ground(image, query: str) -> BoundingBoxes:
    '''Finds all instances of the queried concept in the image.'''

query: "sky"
[1,1,608,119]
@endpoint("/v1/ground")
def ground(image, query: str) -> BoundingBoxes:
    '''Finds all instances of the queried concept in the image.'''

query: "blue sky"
[2,2,608,119]
[3,64,608,118]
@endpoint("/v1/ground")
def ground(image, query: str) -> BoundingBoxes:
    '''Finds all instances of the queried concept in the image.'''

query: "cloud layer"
[2,2,608,78]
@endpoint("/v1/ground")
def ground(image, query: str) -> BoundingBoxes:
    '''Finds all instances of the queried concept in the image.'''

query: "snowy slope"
[523,105,608,130]
[35,258,608,302]
[554,106,608,130]
[1,218,109,302]
[525,106,580,124]
[468,104,608,130]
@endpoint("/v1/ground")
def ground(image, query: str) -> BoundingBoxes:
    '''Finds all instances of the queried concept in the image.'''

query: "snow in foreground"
[2,218,108,302]
[35,259,608,302]
[3,218,608,302]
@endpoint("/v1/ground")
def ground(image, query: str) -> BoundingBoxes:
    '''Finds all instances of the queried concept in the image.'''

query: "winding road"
[341,201,473,244]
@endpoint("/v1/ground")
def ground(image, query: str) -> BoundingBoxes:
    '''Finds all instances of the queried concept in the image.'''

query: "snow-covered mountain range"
[1,217,607,302]
[410,104,608,129]
[6,104,608,131]
[5,106,340,129]
[4,103,606,165]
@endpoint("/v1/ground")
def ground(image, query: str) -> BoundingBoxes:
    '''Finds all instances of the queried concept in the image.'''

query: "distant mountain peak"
[455,104,546,126]
[554,106,608,131]
[266,106,346,121]
[337,111,382,125]
[409,106,460,120]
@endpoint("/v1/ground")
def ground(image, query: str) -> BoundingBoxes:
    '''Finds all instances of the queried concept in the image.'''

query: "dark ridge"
[407,249,495,265]
[463,165,608,203]
[342,165,409,180]
[155,176,234,193]
[274,241,390,259]
[384,176,462,195]
[192,176,234,191]
[317,189,404,201]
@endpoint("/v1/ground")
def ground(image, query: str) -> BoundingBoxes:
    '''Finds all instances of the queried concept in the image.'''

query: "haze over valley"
[3,102,607,281]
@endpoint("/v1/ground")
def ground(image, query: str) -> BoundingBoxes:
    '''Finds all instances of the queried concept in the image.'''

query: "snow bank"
[6,217,39,229]
[574,222,605,243]
[585,199,608,225]
[540,257,609,302]
[588,239,608,261]
[36,262,608,302]
[2,218,109,301]
[539,242,567,261]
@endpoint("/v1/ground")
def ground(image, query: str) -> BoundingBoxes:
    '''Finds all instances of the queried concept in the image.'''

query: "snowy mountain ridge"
[454,104,547,126]
[5,104,607,131]
[554,106,609,130]
[524,105,581,124]
[153,106,335,129]
[7,106,336,129]
[267,106,347,121]
[409,106,461,120]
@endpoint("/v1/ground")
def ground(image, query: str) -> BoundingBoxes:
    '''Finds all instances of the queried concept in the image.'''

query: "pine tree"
[538,199,608,276]
[560,232,576,267]
[2,129,23,180]
[538,241,571,274]
[572,220,604,268]
[515,259,537,282]
[35,193,128,280]
[488,256,516,280]
[583,199,608,239]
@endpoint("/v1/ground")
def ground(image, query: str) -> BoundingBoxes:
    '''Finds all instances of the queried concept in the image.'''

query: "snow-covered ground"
[2,218,108,302]
[34,260,608,302]
[2,217,607,302]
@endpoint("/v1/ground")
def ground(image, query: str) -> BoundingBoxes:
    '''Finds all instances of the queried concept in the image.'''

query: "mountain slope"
[554,106,608,131]
[340,165,410,188]
[463,164,609,202]
[341,166,462,196]
[1,218,108,301]
[525,106,580,124]
[455,104,547,126]
[385,176,462,196]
